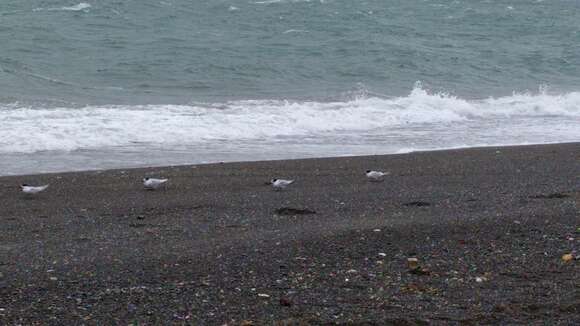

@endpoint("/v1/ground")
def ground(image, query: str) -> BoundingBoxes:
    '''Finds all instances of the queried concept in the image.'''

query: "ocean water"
[1,0,579,175]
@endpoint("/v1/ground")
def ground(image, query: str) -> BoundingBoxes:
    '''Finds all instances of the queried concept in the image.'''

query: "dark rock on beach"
[402,201,431,207]
[530,192,571,199]
[0,143,579,324]
[275,207,317,215]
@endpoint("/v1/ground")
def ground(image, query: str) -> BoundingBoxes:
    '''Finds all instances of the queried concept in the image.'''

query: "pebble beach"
[0,143,578,324]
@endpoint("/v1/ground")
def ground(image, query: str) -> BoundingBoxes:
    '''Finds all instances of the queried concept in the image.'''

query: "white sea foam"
[62,3,91,11]
[34,3,91,12]
[252,0,317,4]
[252,0,283,4]
[0,86,579,154]
[283,29,309,34]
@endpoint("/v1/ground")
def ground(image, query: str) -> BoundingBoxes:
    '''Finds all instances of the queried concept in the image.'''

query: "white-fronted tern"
[365,170,388,182]
[143,177,168,190]
[270,178,294,190]
[21,184,49,194]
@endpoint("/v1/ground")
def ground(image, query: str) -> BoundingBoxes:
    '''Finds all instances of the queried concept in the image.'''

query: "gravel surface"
[0,143,578,324]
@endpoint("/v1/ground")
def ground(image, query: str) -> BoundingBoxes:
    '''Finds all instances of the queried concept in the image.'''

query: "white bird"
[365,170,388,182]
[21,184,49,194]
[270,178,294,190]
[143,177,168,190]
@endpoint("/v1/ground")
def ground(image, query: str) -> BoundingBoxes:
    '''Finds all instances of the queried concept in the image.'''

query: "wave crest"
[1,85,579,153]
[34,3,91,12]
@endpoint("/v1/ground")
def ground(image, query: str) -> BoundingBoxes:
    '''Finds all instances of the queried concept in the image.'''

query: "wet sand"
[0,143,579,324]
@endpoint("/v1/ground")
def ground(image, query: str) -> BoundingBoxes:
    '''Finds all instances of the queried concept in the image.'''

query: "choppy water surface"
[1,1,579,175]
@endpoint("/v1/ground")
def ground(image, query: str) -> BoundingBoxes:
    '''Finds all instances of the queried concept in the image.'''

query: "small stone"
[407,257,419,270]
[562,253,574,262]
[128,303,137,312]
[279,297,292,307]
[409,267,431,276]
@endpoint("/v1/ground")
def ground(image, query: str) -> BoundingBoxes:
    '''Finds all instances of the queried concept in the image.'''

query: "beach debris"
[270,178,295,191]
[562,253,574,262]
[257,293,270,298]
[401,283,439,294]
[279,297,293,307]
[407,257,419,270]
[407,257,430,275]
[475,272,492,283]
[530,192,570,199]
[378,253,387,257]
[373,228,381,232]
[366,170,388,182]
[21,184,49,195]
[143,177,168,190]
[403,201,431,207]
[275,207,316,215]
[240,321,255,326]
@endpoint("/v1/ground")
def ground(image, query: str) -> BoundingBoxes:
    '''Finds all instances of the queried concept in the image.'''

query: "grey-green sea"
[1,0,579,175]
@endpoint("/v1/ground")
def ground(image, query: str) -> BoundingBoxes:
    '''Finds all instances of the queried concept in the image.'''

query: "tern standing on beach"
[143,177,168,190]
[21,184,49,194]
[271,178,295,190]
[366,170,388,182]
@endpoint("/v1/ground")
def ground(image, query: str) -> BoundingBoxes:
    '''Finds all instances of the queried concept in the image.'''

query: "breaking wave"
[1,85,579,153]
[33,3,91,12]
